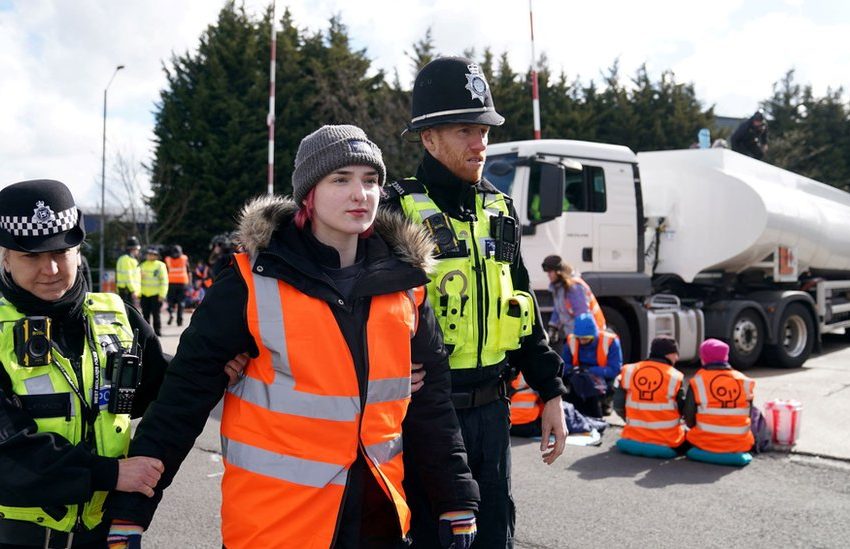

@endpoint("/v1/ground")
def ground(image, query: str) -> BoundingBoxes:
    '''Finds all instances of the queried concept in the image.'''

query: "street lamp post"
[98,64,124,291]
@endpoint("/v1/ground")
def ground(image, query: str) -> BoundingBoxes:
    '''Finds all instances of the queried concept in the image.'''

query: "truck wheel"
[601,306,633,363]
[728,308,763,370]
[764,303,813,368]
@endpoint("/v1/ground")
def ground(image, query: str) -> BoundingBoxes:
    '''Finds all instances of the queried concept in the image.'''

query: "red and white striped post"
[529,0,541,140]
[267,1,277,195]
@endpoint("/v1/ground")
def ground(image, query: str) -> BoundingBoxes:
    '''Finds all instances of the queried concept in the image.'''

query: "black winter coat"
[108,196,479,533]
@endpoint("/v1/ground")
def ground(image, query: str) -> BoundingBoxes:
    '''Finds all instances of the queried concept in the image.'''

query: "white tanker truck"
[483,140,850,368]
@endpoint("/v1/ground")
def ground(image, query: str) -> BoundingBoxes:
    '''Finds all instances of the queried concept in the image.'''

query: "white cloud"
[1,0,848,208]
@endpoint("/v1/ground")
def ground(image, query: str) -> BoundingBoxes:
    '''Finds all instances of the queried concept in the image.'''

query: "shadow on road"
[568,446,740,487]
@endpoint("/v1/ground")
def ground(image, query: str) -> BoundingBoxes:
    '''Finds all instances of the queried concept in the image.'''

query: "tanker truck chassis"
[484,140,850,369]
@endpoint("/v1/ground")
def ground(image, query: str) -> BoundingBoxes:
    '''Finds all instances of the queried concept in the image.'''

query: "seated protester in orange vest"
[613,336,688,458]
[107,125,480,549]
[509,372,546,438]
[562,313,622,418]
[542,255,606,350]
[683,338,756,466]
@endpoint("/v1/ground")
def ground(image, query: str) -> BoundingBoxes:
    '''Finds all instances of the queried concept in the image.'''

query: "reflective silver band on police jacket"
[411,106,496,124]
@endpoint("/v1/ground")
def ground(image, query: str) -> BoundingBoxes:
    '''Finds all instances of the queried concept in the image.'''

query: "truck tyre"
[601,306,633,363]
[764,303,813,369]
[728,308,764,370]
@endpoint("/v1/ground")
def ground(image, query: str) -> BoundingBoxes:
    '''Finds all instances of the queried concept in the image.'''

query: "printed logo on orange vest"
[709,375,741,408]
[634,366,663,400]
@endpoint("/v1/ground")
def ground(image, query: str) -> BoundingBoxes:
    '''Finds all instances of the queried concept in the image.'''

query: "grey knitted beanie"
[291,125,386,204]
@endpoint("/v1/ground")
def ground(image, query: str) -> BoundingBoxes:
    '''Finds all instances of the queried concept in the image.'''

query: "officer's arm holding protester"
[0,180,168,547]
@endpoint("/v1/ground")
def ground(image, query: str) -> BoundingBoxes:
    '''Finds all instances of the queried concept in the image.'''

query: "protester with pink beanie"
[684,339,756,459]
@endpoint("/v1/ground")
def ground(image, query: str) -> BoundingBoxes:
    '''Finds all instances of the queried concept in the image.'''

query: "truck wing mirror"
[538,162,567,220]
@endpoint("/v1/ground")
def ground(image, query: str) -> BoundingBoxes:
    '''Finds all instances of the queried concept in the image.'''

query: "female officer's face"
[2,247,80,301]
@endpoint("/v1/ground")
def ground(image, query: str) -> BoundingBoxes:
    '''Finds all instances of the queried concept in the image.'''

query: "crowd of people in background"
[112,231,239,334]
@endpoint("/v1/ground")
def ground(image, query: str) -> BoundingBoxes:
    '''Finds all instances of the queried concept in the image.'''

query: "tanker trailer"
[639,148,850,368]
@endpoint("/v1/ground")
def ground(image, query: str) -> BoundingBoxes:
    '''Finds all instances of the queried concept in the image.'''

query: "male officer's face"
[421,123,490,183]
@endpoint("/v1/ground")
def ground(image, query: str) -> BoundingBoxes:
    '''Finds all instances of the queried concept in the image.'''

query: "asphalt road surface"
[140,321,850,548]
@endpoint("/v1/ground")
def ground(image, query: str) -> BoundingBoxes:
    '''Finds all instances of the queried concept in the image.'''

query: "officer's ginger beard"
[421,123,490,183]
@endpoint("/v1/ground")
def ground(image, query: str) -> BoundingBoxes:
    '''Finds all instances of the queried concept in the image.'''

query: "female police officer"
[0,179,168,548]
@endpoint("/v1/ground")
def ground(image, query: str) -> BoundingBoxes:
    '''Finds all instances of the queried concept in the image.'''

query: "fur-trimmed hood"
[234,194,435,273]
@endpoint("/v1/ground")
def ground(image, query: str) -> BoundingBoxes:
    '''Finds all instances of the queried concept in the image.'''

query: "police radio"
[13,316,52,367]
[105,329,142,414]
[489,212,519,263]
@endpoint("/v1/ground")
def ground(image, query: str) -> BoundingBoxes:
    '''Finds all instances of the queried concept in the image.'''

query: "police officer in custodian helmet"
[382,57,568,548]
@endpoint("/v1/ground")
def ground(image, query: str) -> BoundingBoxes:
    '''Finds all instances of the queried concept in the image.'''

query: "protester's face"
[310,165,381,243]
[3,247,80,301]
[421,123,489,183]
[545,269,558,283]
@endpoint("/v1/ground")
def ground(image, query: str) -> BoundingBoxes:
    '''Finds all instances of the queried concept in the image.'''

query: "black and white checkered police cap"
[0,179,86,253]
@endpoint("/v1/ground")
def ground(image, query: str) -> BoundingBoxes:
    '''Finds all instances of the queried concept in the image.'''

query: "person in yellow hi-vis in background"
[139,247,168,336]
[115,236,141,308]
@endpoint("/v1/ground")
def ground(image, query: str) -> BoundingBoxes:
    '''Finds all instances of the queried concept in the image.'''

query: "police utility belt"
[451,379,507,409]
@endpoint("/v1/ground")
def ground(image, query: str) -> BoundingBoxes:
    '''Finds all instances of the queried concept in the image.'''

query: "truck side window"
[527,162,607,221]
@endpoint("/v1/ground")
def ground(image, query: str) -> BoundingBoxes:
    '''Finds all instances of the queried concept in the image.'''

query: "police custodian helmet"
[0,179,86,253]
[407,56,505,133]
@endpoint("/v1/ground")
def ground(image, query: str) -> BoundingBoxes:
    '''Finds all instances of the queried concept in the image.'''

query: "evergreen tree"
[149,1,267,257]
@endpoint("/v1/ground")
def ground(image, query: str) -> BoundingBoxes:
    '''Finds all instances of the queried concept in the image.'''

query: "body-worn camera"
[14,316,52,367]
[105,330,142,414]
[489,213,519,263]
[424,212,466,257]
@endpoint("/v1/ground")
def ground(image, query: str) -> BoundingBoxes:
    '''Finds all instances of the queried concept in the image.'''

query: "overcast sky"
[1,0,849,208]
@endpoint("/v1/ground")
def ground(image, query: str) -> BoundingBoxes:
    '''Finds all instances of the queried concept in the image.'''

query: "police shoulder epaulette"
[385,178,426,199]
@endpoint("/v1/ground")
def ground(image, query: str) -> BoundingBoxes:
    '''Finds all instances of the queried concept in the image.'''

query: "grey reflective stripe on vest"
[364,435,403,465]
[625,398,676,411]
[512,400,537,409]
[666,373,680,399]
[692,374,709,405]
[695,422,751,435]
[410,193,438,219]
[367,377,411,403]
[92,312,118,326]
[222,436,347,488]
[697,406,750,416]
[626,418,681,430]
[23,374,54,395]
[620,363,636,390]
[227,263,361,421]
[404,289,418,337]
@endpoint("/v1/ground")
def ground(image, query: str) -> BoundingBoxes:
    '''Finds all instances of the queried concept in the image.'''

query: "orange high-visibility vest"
[618,360,685,447]
[222,253,419,548]
[567,331,616,367]
[564,277,607,331]
[164,254,189,284]
[510,373,543,426]
[686,368,755,453]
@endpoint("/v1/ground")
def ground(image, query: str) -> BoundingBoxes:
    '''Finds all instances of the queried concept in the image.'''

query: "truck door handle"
[582,247,593,262]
